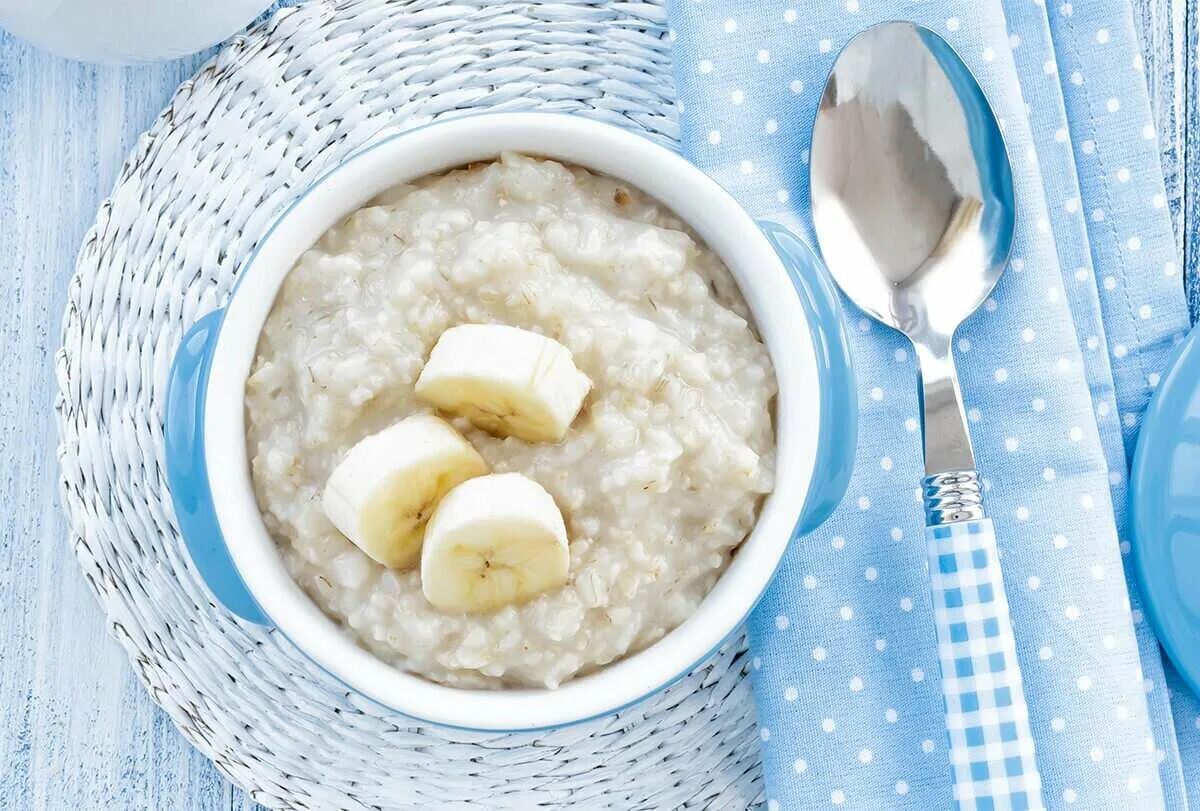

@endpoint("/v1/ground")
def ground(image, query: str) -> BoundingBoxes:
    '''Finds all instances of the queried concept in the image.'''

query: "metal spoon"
[811,23,1043,810]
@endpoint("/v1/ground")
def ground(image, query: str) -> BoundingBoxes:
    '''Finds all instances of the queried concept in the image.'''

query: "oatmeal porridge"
[245,152,777,688]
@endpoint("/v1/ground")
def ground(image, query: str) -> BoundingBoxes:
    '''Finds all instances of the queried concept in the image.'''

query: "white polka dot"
[1016,506,1030,521]
[900,597,913,611]
[1091,747,1104,762]
[1139,304,1153,319]
[840,605,854,621]
[1093,208,1107,222]
[1144,124,1157,140]
[1028,576,1041,590]
[921,738,934,752]
[858,749,873,763]
[756,50,770,64]
[1082,139,1096,154]
[1052,717,1066,732]
[968,408,982,423]
[850,676,864,692]
[1087,336,1100,350]
[995,368,1009,383]
[846,0,860,11]
[698,60,714,74]
[784,9,797,23]
[858,317,872,332]
[1107,97,1121,112]
[1075,267,1089,281]
[984,298,998,312]
[1065,605,1081,621]
[819,39,832,54]
[1097,28,1111,43]
[776,189,790,204]
[752,656,762,670]
[870,386,884,401]
[793,758,807,773]
[1043,59,1057,74]
[1117,167,1132,183]
[1055,128,1069,143]
[1091,564,1105,580]
[822,717,836,733]
[739,160,754,174]
[1111,470,1124,485]
[785,686,799,702]
[1005,436,1020,452]
[1115,703,1129,720]
[874,638,886,650]
[880,456,894,472]
[1044,468,1057,482]
[813,646,827,661]
[1078,675,1092,691]
[1064,788,1078,804]
[803,575,817,589]
[1080,493,1095,510]
[1154,192,1167,208]
[831,536,845,550]
[891,527,904,541]
[1149,372,1161,387]
[761,727,770,741]
[790,79,804,93]
[886,708,898,723]
[1010,33,1021,48]
[775,615,790,630]
[983,47,996,62]
[707,130,721,145]
[912,668,925,683]
[831,789,845,806]
[1120,540,1131,554]
[946,17,961,31]
[1104,275,1117,290]
[1129,777,1142,793]
[1053,533,1069,548]
[857,496,871,511]
[1070,426,1083,442]
[1166,261,1179,276]
[1039,645,1053,660]
[1072,71,1084,85]
[730,89,745,105]
[1128,236,1142,251]
[896,782,909,796]
[958,337,971,352]
[894,348,908,362]
[768,800,780,811]
[723,18,737,33]
[764,118,778,134]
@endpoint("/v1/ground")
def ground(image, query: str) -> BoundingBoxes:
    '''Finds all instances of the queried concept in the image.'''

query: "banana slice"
[421,473,570,613]
[415,324,592,443]
[322,415,488,569]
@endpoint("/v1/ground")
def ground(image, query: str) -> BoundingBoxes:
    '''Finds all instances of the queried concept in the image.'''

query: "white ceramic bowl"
[165,113,855,731]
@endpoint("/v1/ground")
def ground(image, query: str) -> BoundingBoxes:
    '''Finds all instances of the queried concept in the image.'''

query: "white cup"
[0,0,273,63]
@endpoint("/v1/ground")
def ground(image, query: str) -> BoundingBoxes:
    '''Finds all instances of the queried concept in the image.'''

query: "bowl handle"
[758,220,857,535]
[165,309,270,625]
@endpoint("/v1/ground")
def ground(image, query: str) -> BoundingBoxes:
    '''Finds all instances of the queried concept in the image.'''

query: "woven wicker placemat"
[55,1,763,807]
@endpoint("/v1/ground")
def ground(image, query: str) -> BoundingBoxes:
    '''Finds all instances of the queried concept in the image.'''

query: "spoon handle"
[924,473,1044,811]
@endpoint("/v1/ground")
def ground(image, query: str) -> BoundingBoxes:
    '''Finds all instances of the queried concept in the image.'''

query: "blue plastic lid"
[1131,326,1200,695]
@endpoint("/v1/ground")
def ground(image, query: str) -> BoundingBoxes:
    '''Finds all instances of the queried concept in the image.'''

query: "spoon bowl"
[813,22,1015,477]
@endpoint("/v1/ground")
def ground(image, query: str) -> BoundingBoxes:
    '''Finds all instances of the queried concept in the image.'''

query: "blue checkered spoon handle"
[925,472,1044,811]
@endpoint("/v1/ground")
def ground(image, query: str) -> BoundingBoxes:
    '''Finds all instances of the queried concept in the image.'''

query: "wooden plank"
[0,31,253,811]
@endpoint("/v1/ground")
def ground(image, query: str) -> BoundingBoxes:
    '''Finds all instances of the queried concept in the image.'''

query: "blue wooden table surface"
[0,2,1195,808]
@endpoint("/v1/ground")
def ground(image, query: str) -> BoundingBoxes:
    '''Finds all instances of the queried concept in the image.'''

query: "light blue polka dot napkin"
[667,1,1194,808]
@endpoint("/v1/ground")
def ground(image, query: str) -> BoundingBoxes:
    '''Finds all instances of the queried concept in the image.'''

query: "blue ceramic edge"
[758,220,857,535]
[164,309,270,625]
[1130,328,1200,697]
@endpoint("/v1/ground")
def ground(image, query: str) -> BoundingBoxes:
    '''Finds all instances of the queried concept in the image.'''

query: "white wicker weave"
[55,1,765,807]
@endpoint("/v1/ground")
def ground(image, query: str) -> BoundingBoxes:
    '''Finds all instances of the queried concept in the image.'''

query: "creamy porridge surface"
[245,153,777,688]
